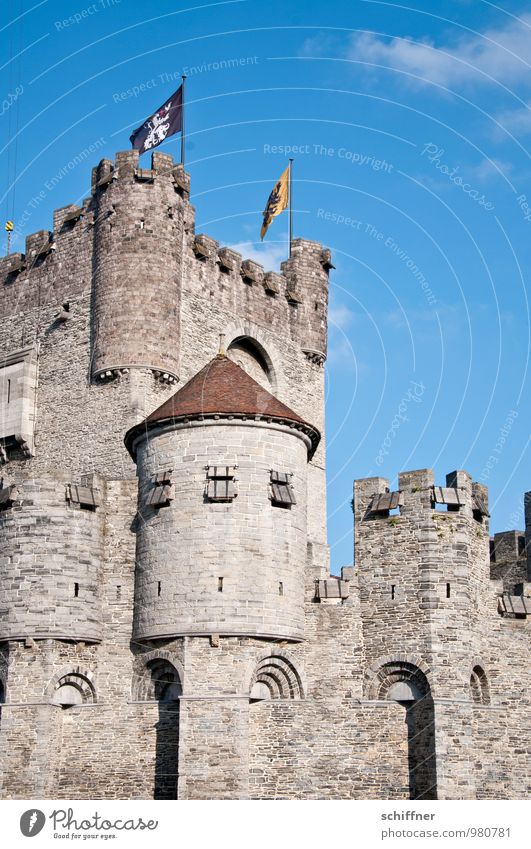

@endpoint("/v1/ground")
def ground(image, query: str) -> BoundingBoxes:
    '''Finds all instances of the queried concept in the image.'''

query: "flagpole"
[181,74,187,166]
[288,158,293,258]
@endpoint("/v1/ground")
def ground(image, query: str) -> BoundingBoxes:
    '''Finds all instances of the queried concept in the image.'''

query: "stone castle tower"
[0,149,529,800]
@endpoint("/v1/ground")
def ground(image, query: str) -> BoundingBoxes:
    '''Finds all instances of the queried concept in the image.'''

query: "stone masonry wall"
[133,421,309,641]
[0,476,104,642]
[0,147,529,801]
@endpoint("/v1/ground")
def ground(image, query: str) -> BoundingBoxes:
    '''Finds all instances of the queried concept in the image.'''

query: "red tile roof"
[125,355,320,458]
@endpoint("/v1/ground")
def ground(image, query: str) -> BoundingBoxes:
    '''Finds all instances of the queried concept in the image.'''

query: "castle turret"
[354,468,492,799]
[281,238,331,361]
[125,353,319,643]
[91,150,188,382]
[0,474,104,642]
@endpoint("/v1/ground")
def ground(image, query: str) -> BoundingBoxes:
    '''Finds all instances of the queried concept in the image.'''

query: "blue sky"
[2,0,530,572]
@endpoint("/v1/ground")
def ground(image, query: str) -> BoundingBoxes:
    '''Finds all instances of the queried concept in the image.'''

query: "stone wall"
[0,147,529,801]
[0,476,104,642]
[133,421,309,641]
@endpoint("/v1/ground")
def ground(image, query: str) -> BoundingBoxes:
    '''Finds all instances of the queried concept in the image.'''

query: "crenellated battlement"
[353,468,530,629]
[0,138,530,802]
[1,150,331,366]
[354,467,490,523]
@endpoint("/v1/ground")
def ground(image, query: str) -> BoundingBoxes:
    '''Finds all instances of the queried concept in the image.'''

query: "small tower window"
[218,577,224,592]
[206,466,237,502]
[270,471,296,507]
[67,482,101,511]
[146,470,173,508]
[74,582,79,598]
[446,582,451,598]
[391,584,395,600]
[157,581,162,597]
[279,581,284,596]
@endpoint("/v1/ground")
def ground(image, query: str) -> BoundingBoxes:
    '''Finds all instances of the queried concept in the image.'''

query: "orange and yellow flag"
[260,165,290,239]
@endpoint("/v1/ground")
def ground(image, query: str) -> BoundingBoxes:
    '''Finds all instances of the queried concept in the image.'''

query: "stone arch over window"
[470,664,490,705]
[132,651,183,702]
[248,653,304,701]
[368,658,436,800]
[227,335,274,391]
[223,324,279,392]
[132,651,181,800]
[46,667,96,708]
[368,658,431,702]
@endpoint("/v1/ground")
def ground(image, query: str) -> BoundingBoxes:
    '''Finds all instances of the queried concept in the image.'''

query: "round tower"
[125,354,320,642]
[91,149,188,381]
[0,475,104,642]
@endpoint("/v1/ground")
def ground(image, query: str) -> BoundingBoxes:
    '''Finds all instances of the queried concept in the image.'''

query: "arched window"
[372,661,430,704]
[249,655,303,701]
[51,672,96,708]
[135,658,182,702]
[132,657,181,800]
[227,336,273,390]
[470,665,490,705]
[371,660,436,800]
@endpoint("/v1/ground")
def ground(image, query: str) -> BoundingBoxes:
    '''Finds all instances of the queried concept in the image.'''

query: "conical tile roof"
[125,354,320,458]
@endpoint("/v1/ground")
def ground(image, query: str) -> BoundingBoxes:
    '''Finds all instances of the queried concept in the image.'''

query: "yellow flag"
[260,165,289,239]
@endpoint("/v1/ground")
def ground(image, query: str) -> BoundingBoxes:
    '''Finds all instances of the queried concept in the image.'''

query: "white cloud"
[229,240,288,271]
[494,101,531,136]
[327,337,363,372]
[329,301,357,329]
[347,13,531,88]
[470,157,513,180]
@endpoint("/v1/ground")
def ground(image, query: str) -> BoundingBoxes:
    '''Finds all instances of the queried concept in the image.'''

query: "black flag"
[130,85,183,154]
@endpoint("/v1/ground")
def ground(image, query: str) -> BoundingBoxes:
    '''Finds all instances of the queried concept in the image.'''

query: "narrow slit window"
[206,466,237,502]
[116,585,121,600]
[74,582,79,598]
[157,581,162,597]
[6,378,10,403]
[279,581,284,596]
[446,582,451,598]
[391,584,395,600]
[218,577,224,592]
[270,470,296,507]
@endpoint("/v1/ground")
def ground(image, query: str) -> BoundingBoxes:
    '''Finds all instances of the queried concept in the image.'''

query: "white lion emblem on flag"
[144,102,172,150]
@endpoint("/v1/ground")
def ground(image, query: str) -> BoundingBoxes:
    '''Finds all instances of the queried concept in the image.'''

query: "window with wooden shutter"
[206,466,237,502]
[431,486,461,511]
[369,491,402,513]
[66,482,102,510]
[146,470,174,508]
[270,470,296,507]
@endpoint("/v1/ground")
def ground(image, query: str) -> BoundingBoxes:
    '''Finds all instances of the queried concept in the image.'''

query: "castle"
[0,148,529,800]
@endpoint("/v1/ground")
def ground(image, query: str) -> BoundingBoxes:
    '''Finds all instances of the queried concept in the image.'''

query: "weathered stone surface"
[0,150,528,801]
